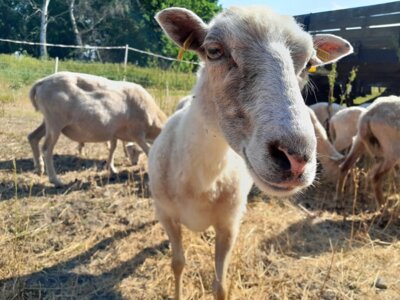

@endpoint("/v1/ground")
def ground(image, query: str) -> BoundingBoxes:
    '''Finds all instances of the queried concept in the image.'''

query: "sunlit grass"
[0,53,195,112]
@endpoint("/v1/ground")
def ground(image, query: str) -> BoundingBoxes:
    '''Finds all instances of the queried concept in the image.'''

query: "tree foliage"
[0,0,221,68]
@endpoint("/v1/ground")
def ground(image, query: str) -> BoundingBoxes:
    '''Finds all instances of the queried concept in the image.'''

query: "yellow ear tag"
[177,32,194,61]
[308,65,317,73]
[316,47,331,62]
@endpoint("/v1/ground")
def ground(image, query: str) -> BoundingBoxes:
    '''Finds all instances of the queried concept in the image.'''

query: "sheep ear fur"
[311,34,353,66]
[155,8,208,55]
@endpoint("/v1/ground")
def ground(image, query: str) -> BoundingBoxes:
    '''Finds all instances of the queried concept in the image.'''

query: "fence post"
[123,44,129,81]
[54,57,59,73]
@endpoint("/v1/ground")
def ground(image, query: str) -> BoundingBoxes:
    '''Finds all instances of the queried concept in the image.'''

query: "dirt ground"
[0,99,399,299]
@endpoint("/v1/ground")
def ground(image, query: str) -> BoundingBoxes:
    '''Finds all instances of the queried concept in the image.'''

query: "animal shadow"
[0,154,105,174]
[261,216,399,258]
[0,155,150,201]
[0,221,169,299]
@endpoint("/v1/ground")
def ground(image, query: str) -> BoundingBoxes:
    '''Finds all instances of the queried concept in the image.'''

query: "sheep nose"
[269,143,308,178]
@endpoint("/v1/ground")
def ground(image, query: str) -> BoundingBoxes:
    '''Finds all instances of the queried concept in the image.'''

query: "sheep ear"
[311,34,353,66]
[155,8,208,54]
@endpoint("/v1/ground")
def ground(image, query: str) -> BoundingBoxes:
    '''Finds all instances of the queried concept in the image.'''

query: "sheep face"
[156,7,352,196]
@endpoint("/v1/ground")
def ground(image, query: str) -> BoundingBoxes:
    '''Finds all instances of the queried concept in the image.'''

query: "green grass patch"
[0,54,195,112]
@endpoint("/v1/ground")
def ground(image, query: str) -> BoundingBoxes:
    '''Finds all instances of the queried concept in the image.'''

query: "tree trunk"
[39,0,50,58]
[69,0,83,47]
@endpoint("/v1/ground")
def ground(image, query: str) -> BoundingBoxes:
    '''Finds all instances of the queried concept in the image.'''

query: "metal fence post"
[54,57,59,73]
[123,44,129,81]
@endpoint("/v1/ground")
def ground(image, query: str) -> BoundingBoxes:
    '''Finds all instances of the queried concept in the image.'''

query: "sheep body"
[28,71,166,186]
[149,6,352,299]
[329,106,366,152]
[336,95,400,208]
[308,107,344,183]
[309,102,344,131]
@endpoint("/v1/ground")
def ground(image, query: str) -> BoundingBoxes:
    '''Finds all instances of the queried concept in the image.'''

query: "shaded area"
[262,216,399,258]
[0,221,169,299]
[0,154,106,174]
[0,166,150,201]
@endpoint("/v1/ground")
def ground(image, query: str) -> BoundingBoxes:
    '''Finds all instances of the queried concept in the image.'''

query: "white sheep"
[28,71,166,186]
[308,107,344,183]
[336,95,400,209]
[328,106,366,152]
[309,102,344,131]
[149,6,352,299]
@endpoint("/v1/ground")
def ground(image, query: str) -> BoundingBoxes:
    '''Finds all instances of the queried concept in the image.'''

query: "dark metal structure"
[295,1,400,105]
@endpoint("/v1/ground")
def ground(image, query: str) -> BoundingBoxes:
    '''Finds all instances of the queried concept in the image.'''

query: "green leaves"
[0,0,221,70]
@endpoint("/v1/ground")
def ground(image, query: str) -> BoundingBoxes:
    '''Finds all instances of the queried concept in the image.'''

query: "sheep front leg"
[28,121,46,175]
[214,224,239,300]
[77,142,85,156]
[370,159,395,210]
[122,141,129,158]
[136,135,150,156]
[42,129,62,187]
[335,136,365,209]
[159,217,185,300]
[106,138,118,174]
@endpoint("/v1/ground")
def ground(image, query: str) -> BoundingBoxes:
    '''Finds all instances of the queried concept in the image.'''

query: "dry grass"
[0,96,399,300]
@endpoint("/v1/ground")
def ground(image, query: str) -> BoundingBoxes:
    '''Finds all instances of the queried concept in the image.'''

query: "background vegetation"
[0,0,221,67]
[0,53,196,116]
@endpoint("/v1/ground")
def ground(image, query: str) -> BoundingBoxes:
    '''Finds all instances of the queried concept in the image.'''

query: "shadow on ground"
[0,155,150,201]
[261,215,400,259]
[0,221,168,299]
[0,154,106,174]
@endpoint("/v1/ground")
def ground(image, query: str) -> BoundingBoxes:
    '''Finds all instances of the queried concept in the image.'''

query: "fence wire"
[0,38,199,65]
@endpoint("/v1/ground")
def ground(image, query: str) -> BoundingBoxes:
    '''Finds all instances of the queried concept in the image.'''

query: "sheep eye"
[206,46,223,60]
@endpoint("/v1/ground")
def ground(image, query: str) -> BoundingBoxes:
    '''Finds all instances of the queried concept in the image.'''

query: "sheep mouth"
[243,148,295,193]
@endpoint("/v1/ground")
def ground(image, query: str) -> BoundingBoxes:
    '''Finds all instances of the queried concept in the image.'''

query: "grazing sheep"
[308,108,344,183]
[328,106,366,152]
[28,71,167,186]
[336,96,400,209]
[149,6,352,299]
[309,102,344,132]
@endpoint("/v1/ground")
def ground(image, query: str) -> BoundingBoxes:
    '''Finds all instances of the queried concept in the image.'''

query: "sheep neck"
[178,85,237,192]
[184,103,230,181]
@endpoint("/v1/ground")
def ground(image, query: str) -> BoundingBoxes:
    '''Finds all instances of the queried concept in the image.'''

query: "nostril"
[269,143,291,171]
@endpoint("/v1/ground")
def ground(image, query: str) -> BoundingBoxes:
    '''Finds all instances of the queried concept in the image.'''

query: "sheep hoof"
[34,161,45,175]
